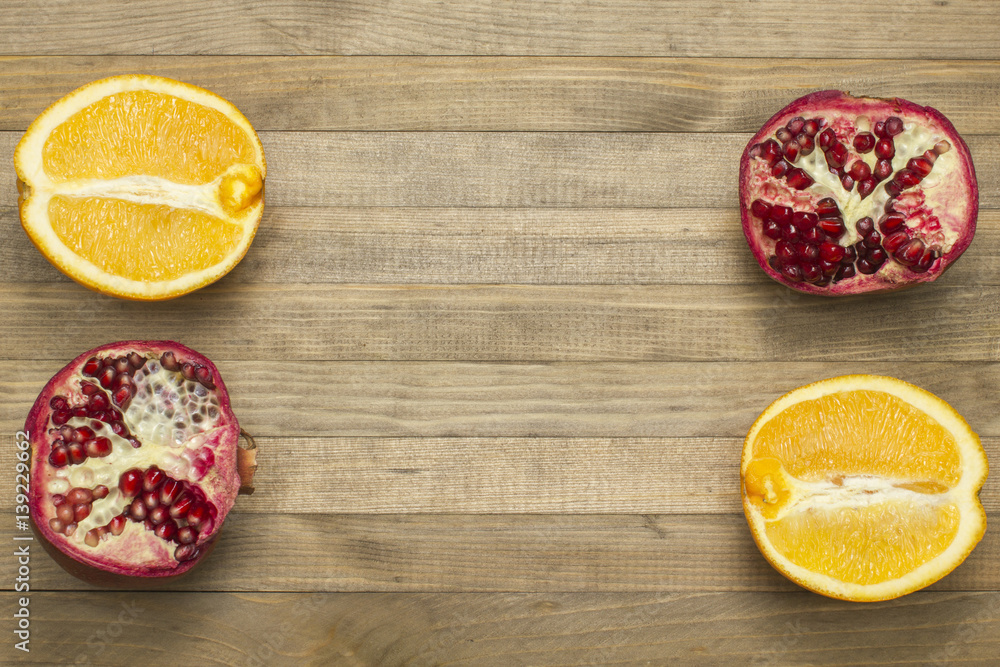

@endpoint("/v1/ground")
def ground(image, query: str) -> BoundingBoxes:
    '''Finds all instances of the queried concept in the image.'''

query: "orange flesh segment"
[41,90,258,184]
[49,196,243,282]
[747,389,966,586]
[765,502,960,585]
[753,390,961,486]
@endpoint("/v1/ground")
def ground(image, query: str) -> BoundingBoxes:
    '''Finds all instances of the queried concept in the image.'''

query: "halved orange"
[742,375,988,601]
[15,75,265,300]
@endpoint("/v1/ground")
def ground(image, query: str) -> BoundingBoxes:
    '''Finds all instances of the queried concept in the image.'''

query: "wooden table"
[2,1,999,664]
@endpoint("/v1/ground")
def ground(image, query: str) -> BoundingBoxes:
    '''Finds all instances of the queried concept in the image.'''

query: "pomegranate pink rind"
[740,90,978,295]
[26,341,244,581]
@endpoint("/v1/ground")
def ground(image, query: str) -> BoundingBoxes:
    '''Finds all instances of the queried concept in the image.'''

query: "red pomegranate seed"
[175,544,200,562]
[802,119,820,136]
[896,239,926,265]
[885,116,904,136]
[149,506,169,526]
[82,358,102,376]
[934,140,951,155]
[71,426,93,443]
[51,494,66,505]
[879,215,906,235]
[815,198,840,218]
[819,259,839,275]
[818,218,845,238]
[93,485,109,500]
[840,173,855,191]
[84,529,101,548]
[783,141,800,162]
[176,526,198,545]
[98,366,116,389]
[57,503,74,523]
[128,352,145,369]
[857,259,877,274]
[796,133,815,156]
[776,241,797,263]
[786,168,814,190]
[761,141,783,166]
[143,467,166,492]
[52,409,71,426]
[119,469,143,497]
[834,264,856,282]
[873,120,887,137]
[113,357,130,374]
[856,218,875,237]
[791,212,818,230]
[49,445,69,467]
[113,373,133,391]
[780,264,802,282]
[826,143,848,168]
[802,227,825,244]
[852,132,876,153]
[801,263,822,283]
[864,231,882,248]
[144,518,155,531]
[128,437,142,449]
[842,246,857,263]
[113,385,133,406]
[109,420,127,436]
[160,351,180,371]
[186,504,210,528]
[848,161,871,181]
[776,127,793,143]
[873,158,893,181]
[49,518,65,533]
[72,407,89,419]
[884,231,910,253]
[73,503,91,522]
[67,487,94,504]
[154,519,178,541]
[787,117,805,134]
[85,437,113,458]
[751,200,771,219]
[169,494,194,519]
[895,169,921,189]
[763,221,782,239]
[868,248,887,265]
[109,515,127,536]
[875,138,895,160]
[67,443,86,465]
[87,393,110,412]
[49,395,68,410]
[81,382,99,396]
[779,223,798,243]
[907,157,934,178]
[795,243,819,262]
[143,491,160,510]
[771,160,790,178]
[129,498,148,521]
[885,180,902,198]
[160,479,183,506]
[65,523,77,537]
[819,243,846,263]
[857,178,877,199]
[818,128,836,151]
[769,205,793,226]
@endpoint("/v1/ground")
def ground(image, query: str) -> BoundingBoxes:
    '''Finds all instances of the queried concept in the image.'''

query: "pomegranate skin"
[740,90,978,296]
[25,341,254,586]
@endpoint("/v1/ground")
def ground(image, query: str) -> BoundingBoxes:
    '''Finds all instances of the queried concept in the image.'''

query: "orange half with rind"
[15,75,265,300]
[741,375,987,601]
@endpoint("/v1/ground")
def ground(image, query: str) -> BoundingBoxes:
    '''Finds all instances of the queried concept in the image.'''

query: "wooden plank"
[3,56,999,133]
[3,132,998,209]
[4,436,998,514]
[6,206,1000,286]
[4,514,997,593]
[3,1,999,58]
[6,591,1000,665]
[4,361,999,438]
[0,283,996,363]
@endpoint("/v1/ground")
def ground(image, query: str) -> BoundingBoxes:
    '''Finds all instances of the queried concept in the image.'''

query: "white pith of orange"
[14,75,266,300]
[741,374,988,602]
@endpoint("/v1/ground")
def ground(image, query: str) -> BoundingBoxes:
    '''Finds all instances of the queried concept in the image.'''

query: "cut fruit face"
[741,375,988,601]
[15,75,266,300]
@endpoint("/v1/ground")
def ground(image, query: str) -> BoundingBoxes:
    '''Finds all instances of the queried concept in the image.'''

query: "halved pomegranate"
[740,91,978,295]
[25,341,256,586]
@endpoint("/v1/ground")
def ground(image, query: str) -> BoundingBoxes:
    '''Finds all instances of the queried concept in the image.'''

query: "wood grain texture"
[3,513,996,593]
[2,56,999,132]
[5,206,1000,286]
[3,436,998,514]
[0,283,997,362]
[4,0,999,58]
[3,131,999,209]
[4,362,999,438]
[6,591,1000,665]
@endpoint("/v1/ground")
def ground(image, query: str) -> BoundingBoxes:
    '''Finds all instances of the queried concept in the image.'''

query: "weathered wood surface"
[3,1,999,664]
